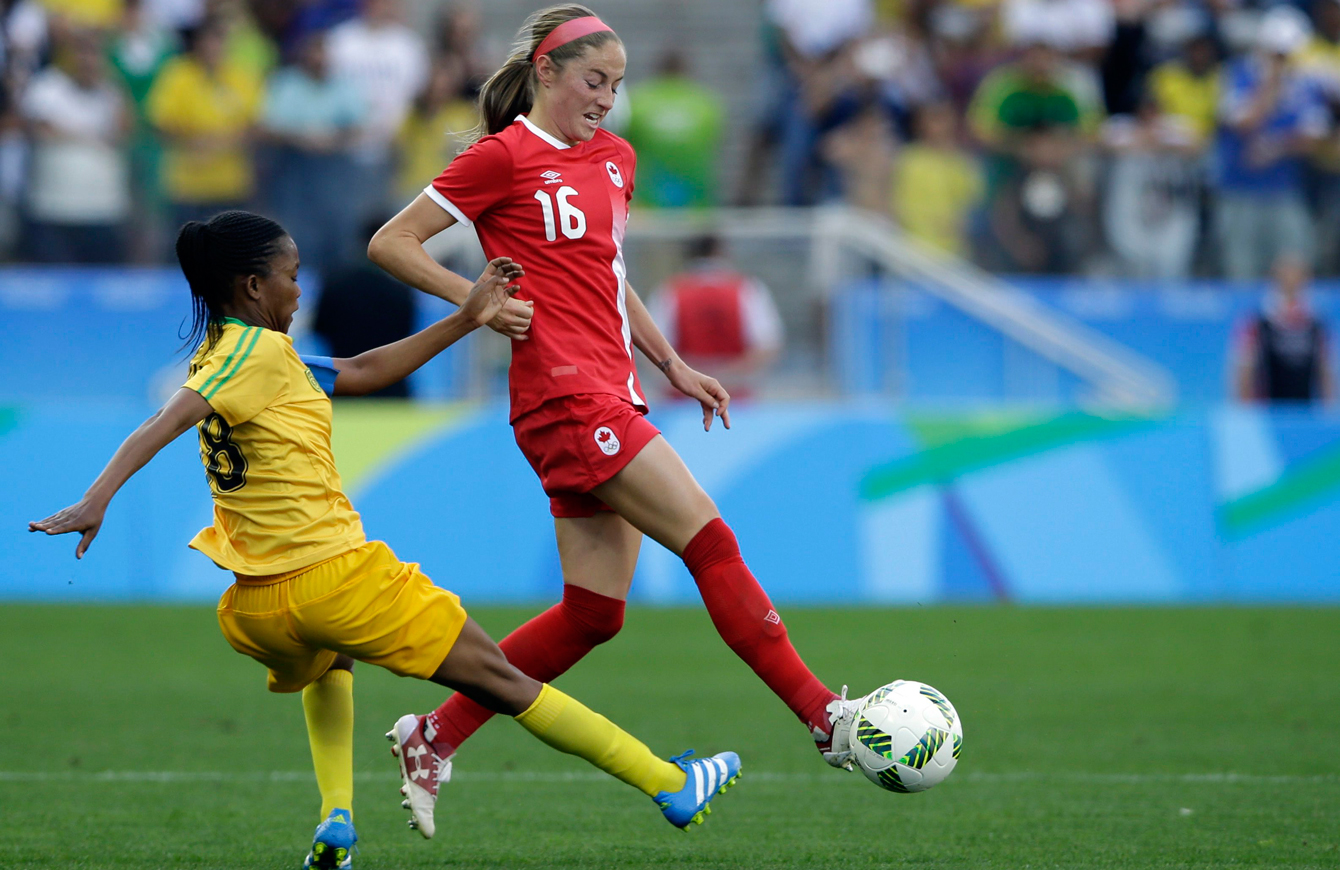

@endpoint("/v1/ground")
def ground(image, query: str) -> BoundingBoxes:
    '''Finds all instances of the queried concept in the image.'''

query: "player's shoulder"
[592,127,635,160]
[475,120,530,153]
[193,320,287,370]
[453,122,524,168]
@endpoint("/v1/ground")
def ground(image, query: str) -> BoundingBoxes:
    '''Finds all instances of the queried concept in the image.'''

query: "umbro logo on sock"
[764,610,781,625]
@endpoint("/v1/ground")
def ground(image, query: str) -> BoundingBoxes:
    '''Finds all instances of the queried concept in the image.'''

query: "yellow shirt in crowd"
[892,144,983,258]
[147,56,262,203]
[396,101,478,202]
[1147,60,1221,147]
[184,319,365,576]
[40,0,121,27]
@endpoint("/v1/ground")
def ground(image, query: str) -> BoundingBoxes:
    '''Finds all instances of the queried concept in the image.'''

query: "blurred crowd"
[9,0,1340,282]
[0,0,482,273]
[745,0,1340,280]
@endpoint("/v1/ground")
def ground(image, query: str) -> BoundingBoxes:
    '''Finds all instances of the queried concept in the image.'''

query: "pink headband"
[532,15,613,61]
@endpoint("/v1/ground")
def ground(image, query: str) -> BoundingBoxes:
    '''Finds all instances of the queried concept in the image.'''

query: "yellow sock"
[514,683,686,797]
[302,667,354,819]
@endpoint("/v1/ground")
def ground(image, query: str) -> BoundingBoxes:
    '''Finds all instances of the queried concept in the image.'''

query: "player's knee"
[578,605,624,646]
[564,593,625,646]
[681,517,741,575]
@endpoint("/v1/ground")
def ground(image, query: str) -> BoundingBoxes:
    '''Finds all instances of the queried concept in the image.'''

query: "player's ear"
[534,54,555,88]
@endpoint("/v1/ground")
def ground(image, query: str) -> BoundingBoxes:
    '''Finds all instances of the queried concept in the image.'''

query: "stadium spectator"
[141,0,204,31]
[146,16,263,228]
[326,0,427,228]
[989,126,1091,273]
[890,100,983,257]
[212,0,277,81]
[1001,0,1115,62]
[1233,253,1335,403]
[1301,0,1340,273]
[823,101,895,214]
[3,0,49,80]
[260,29,363,275]
[394,54,475,204]
[647,235,784,400]
[109,0,177,261]
[929,3,1000,115]
[968,30,1101,181]
[313,217,416,398]
[624,49,725,209]
[1147,27,1222,150]
[1101,93,1202,279]
[970,32,1098,272]
[849,14,944,132]
[40,0,122,29]
[433,0,490,91]
[761,0,873,205]
[19,27,130,263]
[264,0,360,59]
[1214,6,1327,281]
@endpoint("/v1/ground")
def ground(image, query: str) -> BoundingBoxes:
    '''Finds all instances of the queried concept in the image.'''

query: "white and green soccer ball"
[848,680,962,793]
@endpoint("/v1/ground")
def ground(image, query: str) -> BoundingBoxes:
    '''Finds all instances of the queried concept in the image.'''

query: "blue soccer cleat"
[653,750,742,829]
[303,808,356,869]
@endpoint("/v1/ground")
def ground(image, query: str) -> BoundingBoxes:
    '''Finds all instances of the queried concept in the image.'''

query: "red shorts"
[512,393,661,518]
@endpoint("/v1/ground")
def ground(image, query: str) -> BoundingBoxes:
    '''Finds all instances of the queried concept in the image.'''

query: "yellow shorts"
[216,540,468,693]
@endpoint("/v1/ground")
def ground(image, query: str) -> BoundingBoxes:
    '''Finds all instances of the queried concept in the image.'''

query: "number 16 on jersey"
[534,186,587,241]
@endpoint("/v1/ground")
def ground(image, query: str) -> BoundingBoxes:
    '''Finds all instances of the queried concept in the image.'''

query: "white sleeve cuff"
[423,185,472,227]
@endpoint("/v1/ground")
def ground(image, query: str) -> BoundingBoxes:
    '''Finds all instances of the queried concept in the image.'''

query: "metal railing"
[425,205,1178,408]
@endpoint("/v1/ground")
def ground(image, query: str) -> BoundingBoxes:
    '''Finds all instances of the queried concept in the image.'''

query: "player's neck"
[220,304,283,334]
[525,106,580,147]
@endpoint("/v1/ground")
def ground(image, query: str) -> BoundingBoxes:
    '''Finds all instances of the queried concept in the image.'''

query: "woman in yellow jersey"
[29,211,740,869]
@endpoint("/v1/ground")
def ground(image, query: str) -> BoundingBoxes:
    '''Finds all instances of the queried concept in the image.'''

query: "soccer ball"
[848,680,962,793]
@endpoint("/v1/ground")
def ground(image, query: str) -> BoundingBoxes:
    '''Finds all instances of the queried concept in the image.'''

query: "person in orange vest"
[647,235,784,400]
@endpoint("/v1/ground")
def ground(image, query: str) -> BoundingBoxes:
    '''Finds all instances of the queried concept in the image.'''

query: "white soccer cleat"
[386,714,452,839]
[818,685,863,771]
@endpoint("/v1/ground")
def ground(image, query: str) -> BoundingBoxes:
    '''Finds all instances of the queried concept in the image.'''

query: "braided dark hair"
[176,211,289,353]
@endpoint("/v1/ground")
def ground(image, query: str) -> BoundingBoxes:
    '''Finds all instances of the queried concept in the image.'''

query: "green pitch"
[1,605,1337,869]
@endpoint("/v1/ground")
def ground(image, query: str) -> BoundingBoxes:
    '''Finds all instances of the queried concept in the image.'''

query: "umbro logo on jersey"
[541,170,563,184]
[605,161,624,189]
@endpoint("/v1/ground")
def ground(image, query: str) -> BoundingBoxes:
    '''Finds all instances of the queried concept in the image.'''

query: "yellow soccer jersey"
[184,318,365,575]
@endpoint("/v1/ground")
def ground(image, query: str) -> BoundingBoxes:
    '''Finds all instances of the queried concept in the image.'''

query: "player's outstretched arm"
[368,194,534,340]
[625,283,731,432]
[328,258,524,397]
[29,388,214,558]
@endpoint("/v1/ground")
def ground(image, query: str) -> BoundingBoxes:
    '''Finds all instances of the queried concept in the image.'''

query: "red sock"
[683,518,838,738]
[424,584,625,755]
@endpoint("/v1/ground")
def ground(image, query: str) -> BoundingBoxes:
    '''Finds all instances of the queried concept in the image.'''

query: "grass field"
[0,604,1337,869]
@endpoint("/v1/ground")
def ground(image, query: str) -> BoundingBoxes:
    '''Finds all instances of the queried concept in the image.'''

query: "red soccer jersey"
[426,115,646,421]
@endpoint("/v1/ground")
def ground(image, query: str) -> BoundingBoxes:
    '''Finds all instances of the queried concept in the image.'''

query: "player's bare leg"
[388,617,739,837]
[593,435,846,760]
[554,511,642,600]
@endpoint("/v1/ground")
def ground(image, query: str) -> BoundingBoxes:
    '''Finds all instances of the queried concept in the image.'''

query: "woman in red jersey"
[368,4,857,821]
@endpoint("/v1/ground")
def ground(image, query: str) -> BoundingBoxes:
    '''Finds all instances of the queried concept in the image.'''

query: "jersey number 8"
[533,186,586,242]
[199,413,248,493]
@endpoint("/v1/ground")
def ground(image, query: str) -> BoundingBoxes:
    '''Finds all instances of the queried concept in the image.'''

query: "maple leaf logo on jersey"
[605,161,624,189]
[541,169,563,185]
[594,426,621,456]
